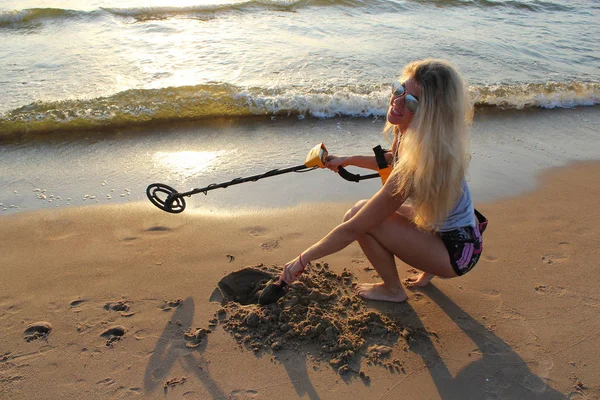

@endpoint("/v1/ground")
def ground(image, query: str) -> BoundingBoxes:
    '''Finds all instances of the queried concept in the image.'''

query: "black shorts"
[438,210,488,276]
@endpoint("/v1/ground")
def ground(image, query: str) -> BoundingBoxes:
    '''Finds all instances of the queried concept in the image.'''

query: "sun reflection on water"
[154,150,226,177]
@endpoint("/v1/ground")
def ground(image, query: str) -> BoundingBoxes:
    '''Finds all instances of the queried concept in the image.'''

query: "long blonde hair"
[384,59,473,231]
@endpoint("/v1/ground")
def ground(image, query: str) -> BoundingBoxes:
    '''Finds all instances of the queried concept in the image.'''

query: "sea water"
[0,0,599,213]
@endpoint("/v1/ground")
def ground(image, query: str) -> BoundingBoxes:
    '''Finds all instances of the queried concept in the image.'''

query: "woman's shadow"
[143,297,227,398]
[388,285,566,399]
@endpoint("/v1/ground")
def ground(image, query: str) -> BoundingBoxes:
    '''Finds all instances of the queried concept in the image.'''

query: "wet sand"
[1,161,599,399]
[2,106,600,216]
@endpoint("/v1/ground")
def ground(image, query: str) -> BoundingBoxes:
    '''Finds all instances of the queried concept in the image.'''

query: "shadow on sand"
[143,297,226,398]
[143,287,567,399]
[378,285,567,399]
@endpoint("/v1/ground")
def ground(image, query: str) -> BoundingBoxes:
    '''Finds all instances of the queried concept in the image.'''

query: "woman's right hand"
[325,155,348,172]
[281,256,306,284]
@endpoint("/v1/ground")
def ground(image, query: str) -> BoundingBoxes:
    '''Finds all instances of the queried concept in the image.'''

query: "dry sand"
[1,162,599,399]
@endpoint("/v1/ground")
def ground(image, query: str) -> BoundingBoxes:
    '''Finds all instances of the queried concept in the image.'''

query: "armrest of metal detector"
[337,166,380,183]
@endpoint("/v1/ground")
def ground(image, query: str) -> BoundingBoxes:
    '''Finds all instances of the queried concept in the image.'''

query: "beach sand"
[1,161,599,399]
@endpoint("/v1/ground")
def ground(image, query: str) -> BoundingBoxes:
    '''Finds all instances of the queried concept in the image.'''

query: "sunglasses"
[392,81,419,113]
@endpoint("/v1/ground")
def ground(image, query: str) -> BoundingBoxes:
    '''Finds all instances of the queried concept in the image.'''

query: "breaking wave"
[1,81,597,138]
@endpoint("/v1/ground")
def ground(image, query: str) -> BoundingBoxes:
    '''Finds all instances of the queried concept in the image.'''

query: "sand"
[1,162,599,399]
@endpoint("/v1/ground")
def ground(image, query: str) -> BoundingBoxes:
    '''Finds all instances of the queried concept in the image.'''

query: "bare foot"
[404,272,435,288]
[356,282,407,303]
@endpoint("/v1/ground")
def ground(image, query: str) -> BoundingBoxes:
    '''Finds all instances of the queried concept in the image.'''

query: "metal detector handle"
[337,166,380,183]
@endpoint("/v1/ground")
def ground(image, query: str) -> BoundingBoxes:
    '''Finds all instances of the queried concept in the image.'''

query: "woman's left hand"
[325,155,347,172]
[281,256,306,284]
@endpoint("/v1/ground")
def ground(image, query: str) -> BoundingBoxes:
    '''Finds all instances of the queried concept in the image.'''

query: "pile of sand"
[212,263,429,376]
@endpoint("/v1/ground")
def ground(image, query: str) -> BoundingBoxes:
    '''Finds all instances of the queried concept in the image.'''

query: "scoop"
[258,281,287,305]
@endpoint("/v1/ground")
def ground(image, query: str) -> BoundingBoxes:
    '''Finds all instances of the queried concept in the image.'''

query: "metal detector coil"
[146,183,186,213]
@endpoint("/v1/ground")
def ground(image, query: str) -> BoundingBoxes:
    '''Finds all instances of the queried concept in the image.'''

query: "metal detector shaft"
[180,165,379,197]
[147,164,379,214]
[179,164,310,198]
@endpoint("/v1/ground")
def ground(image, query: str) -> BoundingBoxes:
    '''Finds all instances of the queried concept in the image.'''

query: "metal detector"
[146,143,381,213]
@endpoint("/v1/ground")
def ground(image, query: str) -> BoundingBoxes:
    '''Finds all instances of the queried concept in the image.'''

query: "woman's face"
[387,77,420,132]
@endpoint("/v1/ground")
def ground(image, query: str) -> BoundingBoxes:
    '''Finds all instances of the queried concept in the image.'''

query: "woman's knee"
[343,199,369,222]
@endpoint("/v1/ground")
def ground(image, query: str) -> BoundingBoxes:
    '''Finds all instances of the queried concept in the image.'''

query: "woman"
[281,59,485,303]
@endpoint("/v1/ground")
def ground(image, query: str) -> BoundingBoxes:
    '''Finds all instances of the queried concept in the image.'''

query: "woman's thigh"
[368,212,457,278]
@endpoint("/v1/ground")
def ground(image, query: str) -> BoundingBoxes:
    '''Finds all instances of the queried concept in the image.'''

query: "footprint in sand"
[96,377,117,387]
[483,255,499,262]
[70,298,87,312]
[541,254,567,264]
[101,326,126,346]
[159,298,183,311]
[535,285,567,296]
[115,228,140,242]
[535,284,548,293]
[243,226,268,237]
[146,226,171,232]
[260,239,280,250]
[0,298,23,320]
[23,321,52,342]
[481,288,501,297]
[412,293,424,301]
[582,298,600,308]
[229,389,259,399]
[104,300,134,316]
[164,377,187,391]
[184,328,209,348]
[133,329,147,340]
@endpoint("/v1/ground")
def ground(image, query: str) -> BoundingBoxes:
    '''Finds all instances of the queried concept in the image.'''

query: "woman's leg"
[343,201,454,302]
[355,232,408,302]
[393,205,437,287]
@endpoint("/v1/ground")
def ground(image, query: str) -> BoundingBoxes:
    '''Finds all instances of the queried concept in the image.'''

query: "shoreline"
[1,161,599,399]
[1,106,599,217]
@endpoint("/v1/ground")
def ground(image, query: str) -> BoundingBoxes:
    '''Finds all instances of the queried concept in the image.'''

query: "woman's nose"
[391,94,405,107]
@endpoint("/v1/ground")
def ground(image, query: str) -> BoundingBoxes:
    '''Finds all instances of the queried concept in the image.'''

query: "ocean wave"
[1,81,597,138]
[0,8,95,28]
[0,0,571,28]
[0,0,376,27]
[412,0,571,12]
[472,82,599,109]
[101,0,375,21]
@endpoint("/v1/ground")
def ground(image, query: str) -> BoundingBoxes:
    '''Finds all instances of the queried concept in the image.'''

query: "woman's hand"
[325,155,348,172]
[281,255,308,284]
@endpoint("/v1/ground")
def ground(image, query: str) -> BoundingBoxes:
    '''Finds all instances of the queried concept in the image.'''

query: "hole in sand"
[104,301,130,312]
[23,321,52,342]
[217,266,274,305]
[101,325,126,346]
[212,263,429,377]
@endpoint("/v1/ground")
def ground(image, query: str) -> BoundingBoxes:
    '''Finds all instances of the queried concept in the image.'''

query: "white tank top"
[437,180,476,232]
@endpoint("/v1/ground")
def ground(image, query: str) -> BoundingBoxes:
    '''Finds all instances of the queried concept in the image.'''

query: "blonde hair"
[384,59,473,231]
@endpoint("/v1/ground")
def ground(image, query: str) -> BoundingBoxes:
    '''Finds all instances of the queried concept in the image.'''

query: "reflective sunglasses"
[392,81,419,113]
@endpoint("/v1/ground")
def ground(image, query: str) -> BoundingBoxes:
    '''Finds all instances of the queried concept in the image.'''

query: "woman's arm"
[326,153,394,172]
[327,133,399,172]
[281,178,407,283]
[326,154,378,171]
